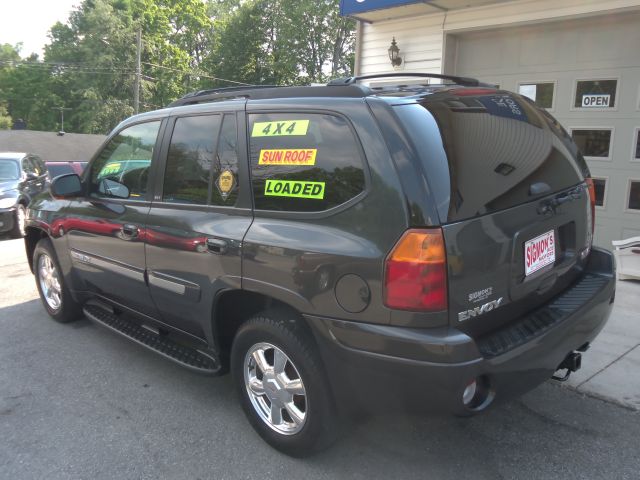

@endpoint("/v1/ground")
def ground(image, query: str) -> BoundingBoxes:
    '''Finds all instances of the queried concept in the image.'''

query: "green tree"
[0,44,56,130]
[0,103,12,129]
[205,0,355,86]
[0,0,355,133]
[279,0,355,82]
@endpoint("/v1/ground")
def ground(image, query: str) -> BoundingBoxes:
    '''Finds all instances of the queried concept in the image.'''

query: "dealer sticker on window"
[524,230,555,276]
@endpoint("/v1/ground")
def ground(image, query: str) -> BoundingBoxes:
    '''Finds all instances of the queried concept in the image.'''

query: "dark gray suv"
[24,74,616,456]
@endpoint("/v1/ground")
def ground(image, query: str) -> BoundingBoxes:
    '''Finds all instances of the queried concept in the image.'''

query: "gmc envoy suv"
[25,74,616,456]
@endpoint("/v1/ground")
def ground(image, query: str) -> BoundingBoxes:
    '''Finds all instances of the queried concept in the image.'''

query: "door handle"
[206,238,228,255]
[121,224,139,239]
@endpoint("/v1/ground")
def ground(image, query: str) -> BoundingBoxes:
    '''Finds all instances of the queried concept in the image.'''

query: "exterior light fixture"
[388,37,402,67]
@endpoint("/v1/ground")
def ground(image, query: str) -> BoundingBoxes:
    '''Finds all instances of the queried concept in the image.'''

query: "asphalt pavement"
[1,237,639,480]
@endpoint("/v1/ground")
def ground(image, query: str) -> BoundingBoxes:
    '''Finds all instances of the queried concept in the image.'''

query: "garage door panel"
[450,12,640,247]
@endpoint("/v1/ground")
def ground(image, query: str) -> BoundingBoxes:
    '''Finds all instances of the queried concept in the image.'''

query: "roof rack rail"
[328,73,487,88]
[169,85,278,107]
[167,84,372,108]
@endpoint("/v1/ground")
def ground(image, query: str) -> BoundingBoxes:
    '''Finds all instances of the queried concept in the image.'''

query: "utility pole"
[52,107,71,134]
[134,27,142,115]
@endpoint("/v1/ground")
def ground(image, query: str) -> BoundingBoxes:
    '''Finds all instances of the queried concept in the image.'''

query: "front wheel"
[33,238,82,323]
[231,310,338,456]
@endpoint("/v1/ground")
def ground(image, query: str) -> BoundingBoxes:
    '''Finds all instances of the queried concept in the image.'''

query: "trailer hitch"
[551,351,582,382]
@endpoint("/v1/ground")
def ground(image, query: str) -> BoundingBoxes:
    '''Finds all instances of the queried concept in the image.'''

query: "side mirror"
[51,173,83,198]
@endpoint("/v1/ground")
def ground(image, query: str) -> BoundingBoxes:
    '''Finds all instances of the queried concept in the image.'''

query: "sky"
[0,0,79,58]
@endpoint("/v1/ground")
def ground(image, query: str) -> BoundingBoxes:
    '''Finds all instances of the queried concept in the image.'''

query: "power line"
[142,62,253,86]
[2,60,252,86]
[2,97,126,103]
[0,61,134,71]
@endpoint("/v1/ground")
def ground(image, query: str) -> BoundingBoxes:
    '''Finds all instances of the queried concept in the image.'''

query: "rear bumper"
[306,247,616,415]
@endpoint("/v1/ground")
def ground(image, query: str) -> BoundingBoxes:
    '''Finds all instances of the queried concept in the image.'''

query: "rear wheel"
[33,238,82,323]
[10,204,26,238]
[231,310,338,456]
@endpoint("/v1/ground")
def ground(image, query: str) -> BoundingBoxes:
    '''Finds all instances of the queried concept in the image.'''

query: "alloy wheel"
[244,342,307,435]
[38,253,62,311]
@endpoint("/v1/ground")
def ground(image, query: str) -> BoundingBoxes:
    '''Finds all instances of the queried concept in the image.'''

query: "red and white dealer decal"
[524,230,556,276]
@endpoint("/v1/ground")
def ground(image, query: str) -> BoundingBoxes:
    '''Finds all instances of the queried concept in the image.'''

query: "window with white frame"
[518,82,554,109]
[592,178,607,207]
[571,129,613,159]
[628,180,640,211]
[574,79,617,109]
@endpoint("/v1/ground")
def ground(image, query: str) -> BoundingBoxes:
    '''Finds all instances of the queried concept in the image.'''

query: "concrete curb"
[561,279,640,411]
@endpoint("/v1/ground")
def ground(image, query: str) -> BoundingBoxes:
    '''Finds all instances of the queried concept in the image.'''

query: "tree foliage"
[0,103,12,130]
[0,0,355,134]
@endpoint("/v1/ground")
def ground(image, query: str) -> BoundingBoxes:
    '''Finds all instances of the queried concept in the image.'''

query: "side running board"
[83,304,220,375]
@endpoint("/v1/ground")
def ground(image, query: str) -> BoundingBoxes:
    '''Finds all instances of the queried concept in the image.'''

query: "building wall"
[358,0,640,247]
[359,0,640,76]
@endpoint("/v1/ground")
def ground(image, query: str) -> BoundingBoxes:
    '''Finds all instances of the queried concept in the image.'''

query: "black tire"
[231,309,339,457]
[10,204,26,238]
[33,238,82,323]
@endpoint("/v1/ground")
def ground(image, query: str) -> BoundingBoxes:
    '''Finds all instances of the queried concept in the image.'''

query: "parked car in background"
[45,161,88,179]
[0,152,48,238]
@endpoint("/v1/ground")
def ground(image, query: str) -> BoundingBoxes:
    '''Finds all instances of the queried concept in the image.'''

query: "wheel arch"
[24,227,50,273]
[213,290,315,365]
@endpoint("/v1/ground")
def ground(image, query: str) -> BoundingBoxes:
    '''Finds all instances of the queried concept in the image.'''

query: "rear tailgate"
[393,88,593,336]
[442,185,592,337]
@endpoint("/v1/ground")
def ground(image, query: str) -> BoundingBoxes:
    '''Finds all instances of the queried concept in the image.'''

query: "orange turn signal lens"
[384,229,448,311]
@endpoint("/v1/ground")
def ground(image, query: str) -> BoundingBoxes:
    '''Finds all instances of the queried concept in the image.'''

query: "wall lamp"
[388,37,402,67]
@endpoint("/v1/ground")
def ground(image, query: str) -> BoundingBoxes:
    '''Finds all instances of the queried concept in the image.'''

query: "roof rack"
[328,73,488,88]
[168,85,277,107]
[168,84,372,107]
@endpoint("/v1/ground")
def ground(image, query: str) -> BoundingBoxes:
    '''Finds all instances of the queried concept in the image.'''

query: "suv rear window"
[394,91,589,223]
[249,113,365,212]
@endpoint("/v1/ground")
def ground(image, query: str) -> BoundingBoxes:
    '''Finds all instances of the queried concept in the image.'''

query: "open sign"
[582,94,611,108]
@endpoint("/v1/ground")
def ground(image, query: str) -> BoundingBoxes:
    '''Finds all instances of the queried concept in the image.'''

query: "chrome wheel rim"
[244,342,307,435]
[38,253,62,311]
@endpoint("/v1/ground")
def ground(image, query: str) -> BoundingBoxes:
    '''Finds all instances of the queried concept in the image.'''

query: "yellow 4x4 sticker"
[265,180,325,199]
[259,149,317,166]
[252,120,309,137]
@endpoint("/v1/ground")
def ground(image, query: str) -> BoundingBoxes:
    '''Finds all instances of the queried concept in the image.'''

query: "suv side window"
[162,113,240,207]
[89,121,161,200]
[249,113,366,212]
[163,114,221,205]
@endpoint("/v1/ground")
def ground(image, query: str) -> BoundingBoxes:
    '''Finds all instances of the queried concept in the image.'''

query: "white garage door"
[447,12,640,247]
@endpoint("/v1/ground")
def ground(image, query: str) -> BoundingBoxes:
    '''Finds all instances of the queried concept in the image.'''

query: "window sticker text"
[252,120,310,137]
[264,179,325,199]
[258,149,317,166]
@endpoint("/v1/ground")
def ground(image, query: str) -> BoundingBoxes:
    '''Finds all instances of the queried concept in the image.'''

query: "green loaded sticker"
[252,120,309,137]
[264,179,325,199]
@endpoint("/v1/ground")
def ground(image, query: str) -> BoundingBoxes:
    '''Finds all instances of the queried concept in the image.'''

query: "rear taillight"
[585,177,596,234]
[384,229,448,311]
